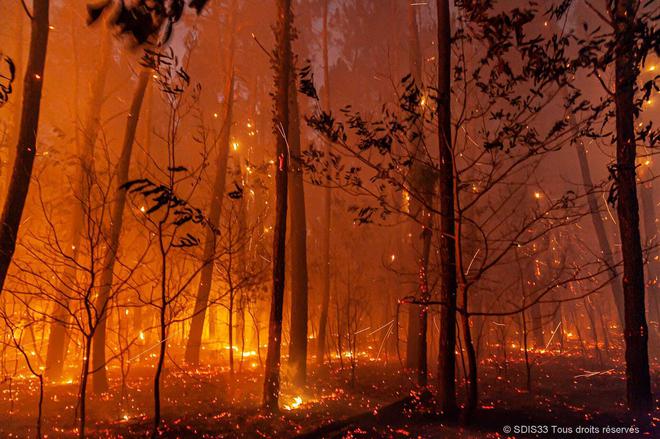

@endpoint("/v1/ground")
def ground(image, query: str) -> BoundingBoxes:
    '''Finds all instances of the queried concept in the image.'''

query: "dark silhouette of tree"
[435,0,459,418]
[0,0,50,296]
[548,0,657,415]
[316,0,333,368]
[611,0,653,414]
[287,55,310,387]
[263,0,293,412]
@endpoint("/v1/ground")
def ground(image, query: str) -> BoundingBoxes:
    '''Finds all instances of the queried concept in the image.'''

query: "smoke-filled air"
[0,0,658,437]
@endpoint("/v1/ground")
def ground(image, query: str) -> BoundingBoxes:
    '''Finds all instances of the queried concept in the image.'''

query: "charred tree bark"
[0,0,49,294]
[288,72,310,386]
[316,0,332,367]
[263,0,292,411]
[91,68,150,393]
[613,0,652,414]
[435,0,458,418]
[575,141,626,325]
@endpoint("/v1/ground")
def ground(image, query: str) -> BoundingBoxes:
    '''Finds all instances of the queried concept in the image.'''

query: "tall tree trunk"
[287,70,309,386]
[263,0,292,411]
[140,80,154,174]
[78,336,92,439]
[613,0,652,414]
[228,287,235,374]
[91,68,150,393]
[416,228,431,386]
[459,287,478,416]
[5,2,25,193]
[584,297,603,365]
[0,0,49,293]
[152,233,167,437]
[236,158,248,371]
[184,71,235,365]
[575,140,626,325]
[456,210,477,414]
[316,0,332,367]
[435,0,458,418]
[405,0,425,373]
[185,0,237,365]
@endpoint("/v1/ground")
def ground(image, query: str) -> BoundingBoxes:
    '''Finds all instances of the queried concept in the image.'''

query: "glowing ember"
[283,396,303,411]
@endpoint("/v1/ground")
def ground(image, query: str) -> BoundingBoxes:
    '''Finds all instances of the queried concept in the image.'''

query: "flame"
[283,396,303,411]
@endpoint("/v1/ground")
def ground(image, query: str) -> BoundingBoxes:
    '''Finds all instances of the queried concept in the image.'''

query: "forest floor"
[0,346,658,438]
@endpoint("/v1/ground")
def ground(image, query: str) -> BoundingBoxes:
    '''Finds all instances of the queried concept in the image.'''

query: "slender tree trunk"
[599,304,611,357]
[140,80,153,174]
[78,336,92,439]
[45,312,68,378]
[288,70,309,386]
[236,158,248,372]
[91,68,150,393]
[36,373,43,439]
[184,72,235,365]
[575,141,626,325]
[405,0,425,373]
[152,234,167,437]
[417,228,431,386]
[516,249,533,391]
[435,0,458,418]
[613,0,652,414]
[522,308,532,391]
[239,297,246,371]
[584,297,603,365]
[229,290,234,374]
[263,0,293,411]
[406,300,421,368]
[316,0,332,367]
[456,191,477,414]
[571,306,588,357]
[458,283,477,415]
[184,0,237,365]
[0,0,49,294]
[529,302,544,348]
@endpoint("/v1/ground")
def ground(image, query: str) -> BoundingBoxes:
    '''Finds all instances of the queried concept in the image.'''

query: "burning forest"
[0,0,658,437]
